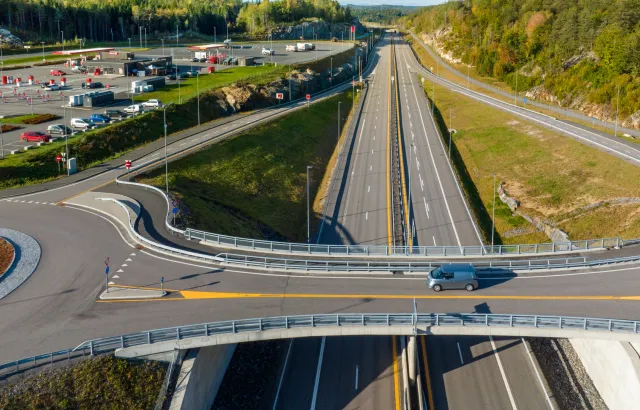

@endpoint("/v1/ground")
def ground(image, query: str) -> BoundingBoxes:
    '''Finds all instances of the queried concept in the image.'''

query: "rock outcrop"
[0,28,23,48]
[271,20,366,41]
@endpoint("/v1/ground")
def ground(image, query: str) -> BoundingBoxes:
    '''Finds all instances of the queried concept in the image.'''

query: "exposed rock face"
[271,20,366,41]
[498,182,519,212]
[562,51,598,71]
[0,28,23,48]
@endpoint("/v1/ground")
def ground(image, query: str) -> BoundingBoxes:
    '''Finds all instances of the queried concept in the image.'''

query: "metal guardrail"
[3,313,639,377]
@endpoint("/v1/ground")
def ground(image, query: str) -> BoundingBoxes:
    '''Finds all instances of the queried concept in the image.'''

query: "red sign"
[56,155,62,163]
[306,94,311,100]
[276,92,284,100]
[351,25,355,33]
[125,160,132,170]
[108,51,119,56]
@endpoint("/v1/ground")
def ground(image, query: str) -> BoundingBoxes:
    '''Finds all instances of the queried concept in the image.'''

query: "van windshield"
[431,268,442,279]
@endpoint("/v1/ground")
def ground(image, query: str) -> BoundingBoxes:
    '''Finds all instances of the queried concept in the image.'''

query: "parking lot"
[0,40,354,151]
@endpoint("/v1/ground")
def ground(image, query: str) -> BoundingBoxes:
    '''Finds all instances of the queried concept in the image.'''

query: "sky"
[341,0,444,6]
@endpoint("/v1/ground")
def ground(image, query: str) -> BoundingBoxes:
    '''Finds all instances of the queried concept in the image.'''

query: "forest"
[0,0,353,43]
[349,5,416,25]
[403,0,640,119]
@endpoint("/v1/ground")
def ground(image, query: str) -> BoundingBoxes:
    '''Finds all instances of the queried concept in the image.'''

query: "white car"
[262,48,275,56]
[44,84,61,91]
[124,104,144,114]
[142,99,163,108]
[70,118,94,130]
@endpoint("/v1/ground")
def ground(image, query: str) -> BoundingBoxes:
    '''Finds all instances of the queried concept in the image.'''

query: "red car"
[21,131,51,142]
[50,69,66,76]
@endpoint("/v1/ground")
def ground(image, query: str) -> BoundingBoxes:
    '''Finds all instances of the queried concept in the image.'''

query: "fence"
[3,313,639,377]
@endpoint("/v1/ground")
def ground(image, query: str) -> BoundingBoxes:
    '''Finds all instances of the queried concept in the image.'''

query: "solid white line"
[310,336,327,410]
[272,339,294,410]
[457,342,464,364]
[355,365,359,390]
[424,197,429,218]
[368,186,370,193]
[521,338,555,410]
[366,212,368,220]
[432,236,437,246]
[489,336,518,410]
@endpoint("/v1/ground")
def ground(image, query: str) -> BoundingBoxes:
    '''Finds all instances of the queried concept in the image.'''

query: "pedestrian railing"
[3,313,639,377]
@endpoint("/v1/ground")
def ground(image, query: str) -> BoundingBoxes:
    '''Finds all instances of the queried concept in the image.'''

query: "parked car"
[177,72,189,79]
[71,65,87,73]
[44,84,61,91]
[165,74,177,81]
[124,104,144,114]
[50,69,66,76]
[70,118,95,130]
[230,57,238,65]
[46,124,72,135]
[198,57,207,63]
[104,109,128,120]
[222,57,232,65]
[81,81,103,89]
[20,131,51,142]
[142,99,163,109]
[191,57,199,62]
[90,114,112,124]
[262,47,275,55]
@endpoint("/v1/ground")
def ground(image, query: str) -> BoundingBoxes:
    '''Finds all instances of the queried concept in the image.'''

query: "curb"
[0,236,16,279]
[0,228,42,300]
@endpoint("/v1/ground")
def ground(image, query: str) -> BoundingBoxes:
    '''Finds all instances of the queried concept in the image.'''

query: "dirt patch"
[0,238,14,277]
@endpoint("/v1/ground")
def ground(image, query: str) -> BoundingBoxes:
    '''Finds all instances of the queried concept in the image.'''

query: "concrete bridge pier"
[408,335,417,386]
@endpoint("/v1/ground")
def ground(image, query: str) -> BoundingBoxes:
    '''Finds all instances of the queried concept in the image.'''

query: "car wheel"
[465,284,475,292]
[433,284,442,292]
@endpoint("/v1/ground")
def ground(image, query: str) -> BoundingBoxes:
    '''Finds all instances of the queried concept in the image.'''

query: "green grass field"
[133,65,288,105]
[425,79,640,243]
[137,91,355,241]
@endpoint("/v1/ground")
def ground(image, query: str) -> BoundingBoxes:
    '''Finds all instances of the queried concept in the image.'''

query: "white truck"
[297,42,315,51]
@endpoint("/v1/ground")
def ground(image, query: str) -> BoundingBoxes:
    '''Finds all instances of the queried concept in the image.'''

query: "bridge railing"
[2,313,639,377]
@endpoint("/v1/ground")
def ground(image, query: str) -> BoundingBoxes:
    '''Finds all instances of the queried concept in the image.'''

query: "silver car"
[427,264,478,292]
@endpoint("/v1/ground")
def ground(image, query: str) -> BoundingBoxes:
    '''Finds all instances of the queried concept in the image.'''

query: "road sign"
[276,92,284,100]
[351,25,355,33]
[105,266,110,275]
[125,160,132,170]
[56,155,62,163]
[172,207,179,214]
[523,97,528,103]
[306,94,311,100]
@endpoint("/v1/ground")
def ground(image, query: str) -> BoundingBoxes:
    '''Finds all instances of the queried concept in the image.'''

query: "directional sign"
[172,207,179,214]
[125,160,132,170]
[105,257,110,266]
[276,92,284,100]
[306,94,311,100]
[523,97,528,103]
[105,266,110,275]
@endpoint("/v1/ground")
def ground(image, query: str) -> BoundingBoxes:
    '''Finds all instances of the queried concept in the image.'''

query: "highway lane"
[394,36,554,409]
[407,34,640,167]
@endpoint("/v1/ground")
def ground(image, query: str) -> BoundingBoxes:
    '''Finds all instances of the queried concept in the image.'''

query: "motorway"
[1,32,640,409]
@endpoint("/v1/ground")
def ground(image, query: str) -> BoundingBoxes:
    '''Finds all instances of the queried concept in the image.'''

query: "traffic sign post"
[125,160,132,179]
[306,93,311,108]
[56,154,62,175]
[104,257,110,293]
[161,277,164,292]
[276,92,284,105]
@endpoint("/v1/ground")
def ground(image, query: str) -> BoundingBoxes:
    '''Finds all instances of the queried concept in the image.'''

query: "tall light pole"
[197,73,200,126]
[448,107,452,157]
[214,27,217,44]
[0,120,4,159]
[63,106,69,176]
[40,42,45,62]
[164,107,169,194]
[161,39,165,56]
[514,71,518,106]
[615,85,620,137]
[491,173,496,250]
[338,101,342,155]
[128,38,131,49]
[409,143,414,244]
[144,27,147,48]
[307,165,313,243]
[330,57,333,84]
[139,26,142,49]
[61,31,64,53]
[177,75,181,104]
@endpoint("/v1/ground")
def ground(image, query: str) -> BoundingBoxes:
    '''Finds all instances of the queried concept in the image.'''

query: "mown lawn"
[0,356,166,410]
[133,65,288,105]
[137,91,355,241]
[425,80,640,243]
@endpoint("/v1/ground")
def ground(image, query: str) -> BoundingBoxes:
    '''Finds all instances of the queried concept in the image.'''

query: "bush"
[22,114,60,124]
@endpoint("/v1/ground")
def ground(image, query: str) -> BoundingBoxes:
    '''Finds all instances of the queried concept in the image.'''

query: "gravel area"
[0,238,14,277]
[529,338,608,410]
[0,228,41,300]
[212,340,287,410]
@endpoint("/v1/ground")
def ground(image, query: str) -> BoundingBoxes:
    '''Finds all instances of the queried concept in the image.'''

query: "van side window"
[431,268,442,279]
[443,272,454,280]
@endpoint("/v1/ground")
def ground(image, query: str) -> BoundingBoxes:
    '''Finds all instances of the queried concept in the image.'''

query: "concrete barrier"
[10,150,19,155]
[571,339,640,410]
[23,145,33,151]
[169,345,237,410]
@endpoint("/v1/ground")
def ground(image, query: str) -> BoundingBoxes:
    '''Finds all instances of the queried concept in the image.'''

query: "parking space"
[0,41,354,147]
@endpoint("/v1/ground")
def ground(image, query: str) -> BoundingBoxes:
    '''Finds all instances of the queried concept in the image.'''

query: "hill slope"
[403,0,640,130]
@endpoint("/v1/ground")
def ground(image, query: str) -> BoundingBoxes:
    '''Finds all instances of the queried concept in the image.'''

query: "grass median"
[424,80,640,243]
[136,91,355,241]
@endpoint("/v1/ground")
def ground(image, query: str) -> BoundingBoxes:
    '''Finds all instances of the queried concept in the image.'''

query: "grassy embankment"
[1,114,59,124]
[424,79,640,243]
[137,91,355,241]
[0,45,360,190]
[133,64,288,105]
[403,34,634,143]
[0,356,166,409]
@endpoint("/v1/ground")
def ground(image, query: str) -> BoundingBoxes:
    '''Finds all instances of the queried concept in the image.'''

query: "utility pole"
[409,143,414,244]
[197,73,200,126]
[164,107,169,194]
[161,39,165,56]
[449,107,452,157]
[338,101,342,154]
[41,42,45,62]
[467,64,470,88]
[139,26,142,49]
[128,38,131,49]
[214,27,217,44]
[615,85,620,137]
[176,25,179,47]
[61,31,64,53]
[514,71,518,106]
[491,173,496,250]
[0,120,4,159]
[307,165,313,243]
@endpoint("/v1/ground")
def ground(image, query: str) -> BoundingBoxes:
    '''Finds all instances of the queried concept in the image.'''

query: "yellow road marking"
[420,336,435,410]
[386,37,393,250]
[392,336,401,410]
[393,41,411,248]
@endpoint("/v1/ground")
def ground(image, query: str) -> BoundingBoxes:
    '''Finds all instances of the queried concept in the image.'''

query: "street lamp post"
[307,165,313,243]
[40,42,45,62]
[449,107,452,157]
[409,143,414,244]
[161,39,165,56]
[128,38,131,49]
[330,57,333,84]
[338,101,342,156]
[139,27,142,49]
[177,75,181,104]
[197,73,200,126]
[615,85,620,137]
[63,107,69,176]
[61,31,64,53]
[491,173,497,250]
[0,120,4,159]
[164,107,169,194]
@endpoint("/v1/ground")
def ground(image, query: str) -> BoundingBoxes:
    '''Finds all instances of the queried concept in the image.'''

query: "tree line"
[403,0,640,117]
[0,0,354,44]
